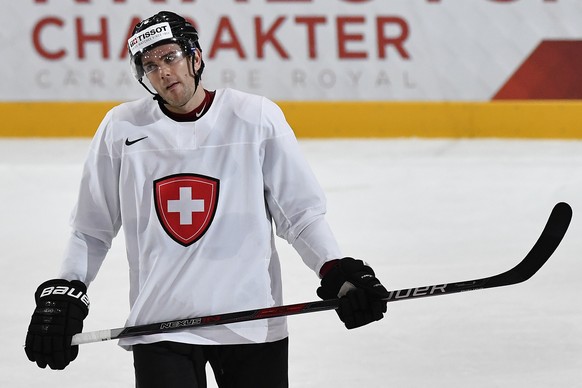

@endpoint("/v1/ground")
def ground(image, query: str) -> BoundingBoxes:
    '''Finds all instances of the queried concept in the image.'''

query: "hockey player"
[25,11,389,387]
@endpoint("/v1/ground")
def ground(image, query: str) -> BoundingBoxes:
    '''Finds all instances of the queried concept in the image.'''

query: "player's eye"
[163,51,183,64]
[143,63,159,74]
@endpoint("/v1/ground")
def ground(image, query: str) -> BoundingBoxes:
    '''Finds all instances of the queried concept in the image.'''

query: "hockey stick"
[72,202,572,345]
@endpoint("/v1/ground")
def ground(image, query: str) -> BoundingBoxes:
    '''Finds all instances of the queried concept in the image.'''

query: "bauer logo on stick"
[128,22,172,55]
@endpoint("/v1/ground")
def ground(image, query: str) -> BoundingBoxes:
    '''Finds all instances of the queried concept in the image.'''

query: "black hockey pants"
[133,337,289,388]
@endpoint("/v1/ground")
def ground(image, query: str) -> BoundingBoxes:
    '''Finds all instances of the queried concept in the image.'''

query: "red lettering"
[31,14,416,62]
[119,16,142,59]
[32,17,66,60]
[76,17,109,59]
[255,16,289,59]
[337,16,367,59]
[209,16,246,59]
[377,17,410,59]
[295,16,326,59]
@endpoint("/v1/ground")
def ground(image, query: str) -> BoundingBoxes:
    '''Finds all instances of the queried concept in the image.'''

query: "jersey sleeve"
[59,230,110,285]
[260,99,342,275]
[58,110,122,285]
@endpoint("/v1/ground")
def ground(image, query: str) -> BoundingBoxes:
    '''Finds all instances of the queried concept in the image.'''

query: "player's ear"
[192,49,203,72]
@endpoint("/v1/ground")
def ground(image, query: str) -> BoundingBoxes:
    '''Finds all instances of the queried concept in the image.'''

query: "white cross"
[167,187,205,225]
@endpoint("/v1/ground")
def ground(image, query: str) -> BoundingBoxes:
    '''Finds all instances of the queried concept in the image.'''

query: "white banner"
[1,0,581,101]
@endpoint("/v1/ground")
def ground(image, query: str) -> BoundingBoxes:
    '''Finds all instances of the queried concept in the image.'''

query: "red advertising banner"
[2,0,581,101]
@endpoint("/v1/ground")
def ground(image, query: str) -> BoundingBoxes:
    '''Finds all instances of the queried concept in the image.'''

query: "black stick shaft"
[72,202,571,345]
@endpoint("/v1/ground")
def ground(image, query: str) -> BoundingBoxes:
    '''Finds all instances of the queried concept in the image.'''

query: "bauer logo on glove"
[39,285,90,308]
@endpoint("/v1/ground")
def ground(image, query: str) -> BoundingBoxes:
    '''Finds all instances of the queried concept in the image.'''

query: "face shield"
[128,21,174,81]
[131,45,189,81]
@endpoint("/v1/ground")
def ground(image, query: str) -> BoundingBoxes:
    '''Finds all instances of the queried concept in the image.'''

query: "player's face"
[142,43,202,113]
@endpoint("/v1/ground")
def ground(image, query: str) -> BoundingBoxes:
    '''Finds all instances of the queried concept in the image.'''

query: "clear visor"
[131,46,189,80]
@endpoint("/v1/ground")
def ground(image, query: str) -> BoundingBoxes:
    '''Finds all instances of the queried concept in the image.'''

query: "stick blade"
[487,202,572,287]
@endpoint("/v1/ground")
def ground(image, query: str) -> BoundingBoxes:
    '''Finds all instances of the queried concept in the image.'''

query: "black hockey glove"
[317,257,389,329]
[25,279,89,370]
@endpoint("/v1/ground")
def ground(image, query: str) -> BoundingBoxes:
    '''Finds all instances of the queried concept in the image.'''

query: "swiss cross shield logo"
[154,174,220,246]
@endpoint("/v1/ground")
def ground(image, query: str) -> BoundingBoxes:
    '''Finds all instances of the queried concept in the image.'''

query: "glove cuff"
[35,279,90,317]
[318,259,354,299]
[319,259,339,278]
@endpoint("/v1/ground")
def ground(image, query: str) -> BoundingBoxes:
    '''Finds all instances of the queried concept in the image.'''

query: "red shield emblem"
[154,174,220,246]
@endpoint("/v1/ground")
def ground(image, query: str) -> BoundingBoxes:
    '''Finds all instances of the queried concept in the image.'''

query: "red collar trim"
[160,89,215,122]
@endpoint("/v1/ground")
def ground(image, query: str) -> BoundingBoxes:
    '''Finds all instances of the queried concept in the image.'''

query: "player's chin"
[160,92,181,106]
[167,91,190,104]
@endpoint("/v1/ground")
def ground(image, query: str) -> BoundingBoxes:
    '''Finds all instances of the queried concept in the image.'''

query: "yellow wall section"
[1,101,581,138]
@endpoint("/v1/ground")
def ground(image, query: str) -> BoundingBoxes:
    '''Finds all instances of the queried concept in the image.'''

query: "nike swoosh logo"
[125,136,148,146]
[195,103,206,118]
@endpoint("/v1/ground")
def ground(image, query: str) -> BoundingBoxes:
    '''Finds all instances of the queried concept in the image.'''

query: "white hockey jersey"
[59,88,342,348]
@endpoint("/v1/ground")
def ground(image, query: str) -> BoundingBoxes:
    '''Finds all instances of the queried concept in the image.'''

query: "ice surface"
[2,138,581,387]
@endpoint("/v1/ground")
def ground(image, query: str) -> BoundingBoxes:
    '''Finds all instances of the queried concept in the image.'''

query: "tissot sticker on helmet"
[128,22,173,55]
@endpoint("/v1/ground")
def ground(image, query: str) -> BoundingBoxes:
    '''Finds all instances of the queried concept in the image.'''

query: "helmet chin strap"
[191,51,201,94]
[153,94,167,104]
[138,78,167,104]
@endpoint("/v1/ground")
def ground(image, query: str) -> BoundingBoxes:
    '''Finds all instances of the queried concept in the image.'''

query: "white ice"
[1,138,581,387]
